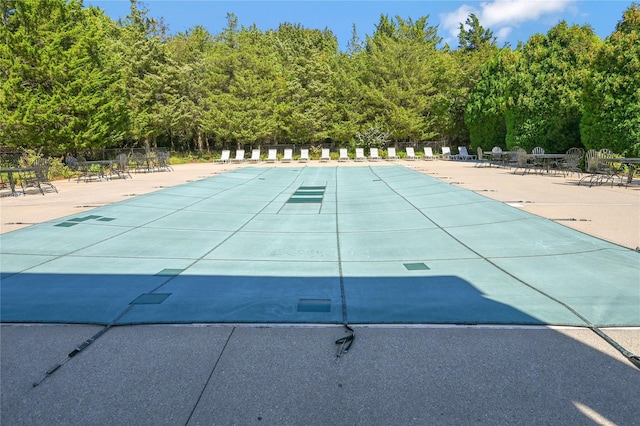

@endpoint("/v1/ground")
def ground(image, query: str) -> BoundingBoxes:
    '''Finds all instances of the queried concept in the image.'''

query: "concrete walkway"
[2,158,639,425]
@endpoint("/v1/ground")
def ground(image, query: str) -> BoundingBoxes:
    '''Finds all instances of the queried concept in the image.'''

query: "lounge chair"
[338,148,349,162]
[405,147,417,160]
[422,147,435,160]
[455,146,477,160]
[387,147,398,161]
[282,148,293,162]
[355,148,366,162]
[266,149,277,163]
[369,148,381,161]
[320,148,331,162]
[441,146,452,160]
[217,150,230,163]
[233,149,245,163]
[249,149,261,162]
[299,148,309,162]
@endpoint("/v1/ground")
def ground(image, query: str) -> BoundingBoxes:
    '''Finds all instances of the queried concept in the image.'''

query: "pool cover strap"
[335,324,355,361]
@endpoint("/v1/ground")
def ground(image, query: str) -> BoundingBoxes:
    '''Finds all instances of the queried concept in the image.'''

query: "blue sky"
[85,1,634,50]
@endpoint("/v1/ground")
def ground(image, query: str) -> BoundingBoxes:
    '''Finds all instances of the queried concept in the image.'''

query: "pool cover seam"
[140,167,308,297]
[370,166,591,325]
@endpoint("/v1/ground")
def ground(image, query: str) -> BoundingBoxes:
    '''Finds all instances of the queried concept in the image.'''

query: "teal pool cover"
[1,166,639,327]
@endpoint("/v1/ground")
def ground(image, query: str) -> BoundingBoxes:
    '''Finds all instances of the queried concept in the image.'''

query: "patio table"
[531,153,567,173]
[76,160,115,182]
[0,167,35,196]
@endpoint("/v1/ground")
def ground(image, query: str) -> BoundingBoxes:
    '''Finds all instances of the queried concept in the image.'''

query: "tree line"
[1,0,638,158]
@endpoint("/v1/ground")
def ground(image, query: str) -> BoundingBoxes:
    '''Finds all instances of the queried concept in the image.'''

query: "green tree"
[0,0,126,153]
[581,3,640,154]
[162,25,215,153]
[269,23,338,145]
[504,22,601,152]
[465,48,516,150]
[443,13,498,146]
[205,16,283,147]
[115,0,168,151]
[360,15,443,144]
[458,13,496,52]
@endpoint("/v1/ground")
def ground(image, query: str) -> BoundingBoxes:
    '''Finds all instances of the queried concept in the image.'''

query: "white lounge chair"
[338,148,349,162]
[320,148,331,162]
[355,148,366,162]
[387,147,398,161]
[249,149,261,162]
[266,149,277,163]
[441,147,452,160]
[369,148,381,161]
[217,150,230,163]
[299,148,309,162]
[405,147,417,160]
[422,147,435,160]
[282,148,293,162]
[233,149,245,163]
[455,146,477,160]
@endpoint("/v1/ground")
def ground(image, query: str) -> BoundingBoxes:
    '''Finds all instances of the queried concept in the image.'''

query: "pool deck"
[1,158,639,425]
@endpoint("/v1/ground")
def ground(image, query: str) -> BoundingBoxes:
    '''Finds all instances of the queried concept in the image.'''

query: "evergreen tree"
[503,22,601,152]
[0,0,126,153]
[581,3,640,154]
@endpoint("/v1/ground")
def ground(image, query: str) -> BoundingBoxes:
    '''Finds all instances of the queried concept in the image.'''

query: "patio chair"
[511,147,533,174]
[387,147,398,161]
[441,146,453,160]
[155,151,173,172]
[299,148,309,162]
[217,150,231,163]
[475,147,491,167]
[249,149,261,162]
[131,152,147,173]
[504,148,522,169]
[112,153,132,179]
[557,147,583,177]
[405,147,417,160]
[266,149,278,163]
[320,148,331,162]
[338,148,349,162]
[422,147,435,160]
[65,155,79,181]
[282,148,293,162]
[530,147,545,173]
[355,148,366,162]
[490,146,504,167]
[232,149,245,163]
[369,148,381,161]
[579,149,622,187]
[19,158,57,195]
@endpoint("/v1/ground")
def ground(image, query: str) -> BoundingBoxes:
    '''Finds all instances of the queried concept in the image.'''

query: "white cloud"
[495,26,513,41]
[440,0,576,45]
[481,0,575,27]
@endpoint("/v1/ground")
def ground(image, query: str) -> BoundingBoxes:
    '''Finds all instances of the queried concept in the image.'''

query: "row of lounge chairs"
[215,146,462,163]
